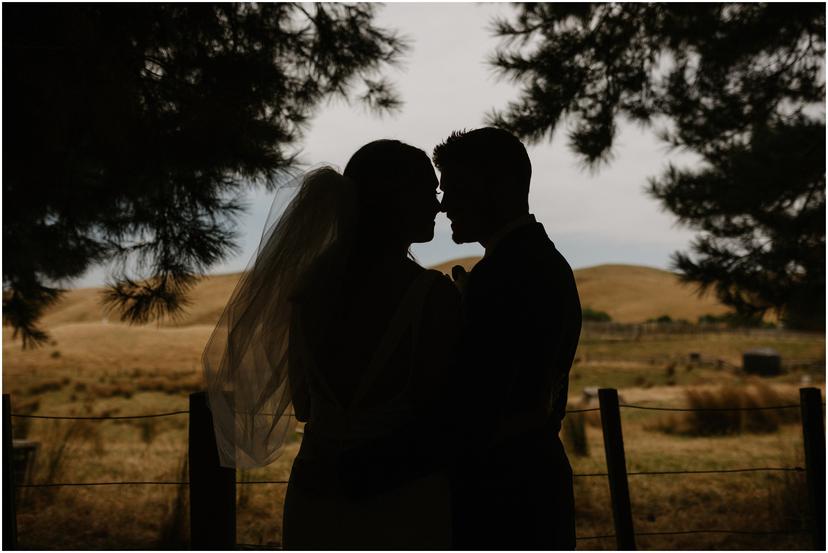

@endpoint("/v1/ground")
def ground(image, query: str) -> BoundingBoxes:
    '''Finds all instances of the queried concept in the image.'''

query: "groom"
[433,128,581,549]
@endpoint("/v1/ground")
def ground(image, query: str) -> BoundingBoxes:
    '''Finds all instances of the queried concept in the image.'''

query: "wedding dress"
[283,263,454,549]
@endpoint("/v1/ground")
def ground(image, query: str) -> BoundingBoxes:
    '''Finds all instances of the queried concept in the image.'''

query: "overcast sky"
[74,3,702,288]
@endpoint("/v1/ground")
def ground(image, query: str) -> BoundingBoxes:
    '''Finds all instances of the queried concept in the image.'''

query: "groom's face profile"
[439,166,491,244]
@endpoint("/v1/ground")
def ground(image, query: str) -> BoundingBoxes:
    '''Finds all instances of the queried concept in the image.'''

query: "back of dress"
[283,264,459,549]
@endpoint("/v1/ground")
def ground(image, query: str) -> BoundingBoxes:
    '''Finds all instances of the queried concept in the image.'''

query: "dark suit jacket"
[451,221,581,550]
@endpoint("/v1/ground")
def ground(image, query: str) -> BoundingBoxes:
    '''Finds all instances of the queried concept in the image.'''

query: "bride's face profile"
[399,158,441,244]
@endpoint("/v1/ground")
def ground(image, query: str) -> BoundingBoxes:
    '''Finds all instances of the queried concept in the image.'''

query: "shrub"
[91,383,134,399]
[698,312,776,328]
[656,382,797,436]
[583,307,612,322]
[26,380,65,395]
[651,315,673,323]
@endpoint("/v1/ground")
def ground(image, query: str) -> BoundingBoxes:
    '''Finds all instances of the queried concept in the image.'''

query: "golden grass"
[432,260,732,323]
[6,379,821,550]
[37,261,734,328]
[3,265,824,549]
[573,263,732,324]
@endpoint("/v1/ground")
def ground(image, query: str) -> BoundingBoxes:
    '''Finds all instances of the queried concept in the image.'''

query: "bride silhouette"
[203,140,460,549]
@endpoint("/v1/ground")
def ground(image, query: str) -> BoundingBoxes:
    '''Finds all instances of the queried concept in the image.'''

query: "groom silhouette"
[434,128,581,550]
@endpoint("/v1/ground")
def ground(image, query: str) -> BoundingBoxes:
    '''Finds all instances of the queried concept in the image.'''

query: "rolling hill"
[38,259,729,329]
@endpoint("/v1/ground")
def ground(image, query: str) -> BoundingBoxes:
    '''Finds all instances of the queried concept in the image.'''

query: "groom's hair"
[432,127,531,200]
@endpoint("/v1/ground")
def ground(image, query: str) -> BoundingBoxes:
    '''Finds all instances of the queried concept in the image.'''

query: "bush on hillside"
[582,308,612,322]
[698,312,777,329]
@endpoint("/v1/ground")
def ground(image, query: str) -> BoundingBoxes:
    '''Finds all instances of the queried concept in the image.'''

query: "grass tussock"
[157,454,189,549]
[767,469,809,532]
[26,378,67,395]
[656,381,800,436]
[562,412,590,457]
[92,383,135,399]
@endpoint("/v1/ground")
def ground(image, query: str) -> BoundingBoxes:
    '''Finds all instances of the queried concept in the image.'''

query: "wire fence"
[7,394,822,549]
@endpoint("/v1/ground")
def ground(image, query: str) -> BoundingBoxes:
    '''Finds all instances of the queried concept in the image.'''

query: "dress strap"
[349,269,440,407]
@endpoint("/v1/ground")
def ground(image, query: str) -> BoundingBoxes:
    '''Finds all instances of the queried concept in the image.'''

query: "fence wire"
[17,481,188,488]
[636,529,810,537]
[8,395,818,548]
[575,528,809,541]
[15,465,804,488]
[10,399,803,421]
[619,403,801,412]
[10,411,188,420]
[233,526,810,549]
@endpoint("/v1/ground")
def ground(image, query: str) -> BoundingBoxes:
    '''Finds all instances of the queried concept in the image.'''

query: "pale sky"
[73,3,701,288]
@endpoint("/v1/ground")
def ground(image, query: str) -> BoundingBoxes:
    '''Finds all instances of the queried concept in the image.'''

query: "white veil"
[202,166,357,468]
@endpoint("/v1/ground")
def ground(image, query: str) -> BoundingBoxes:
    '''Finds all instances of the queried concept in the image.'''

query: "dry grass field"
[432,258,732,323]
[40,261,730,328]
[2,261,824,550]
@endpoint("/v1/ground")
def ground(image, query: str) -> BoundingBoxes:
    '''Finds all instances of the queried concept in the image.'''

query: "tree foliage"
[4,3,408,346]
[489,3,825,329]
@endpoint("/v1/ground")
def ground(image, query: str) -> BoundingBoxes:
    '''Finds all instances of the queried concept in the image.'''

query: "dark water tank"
[742,348,782,376]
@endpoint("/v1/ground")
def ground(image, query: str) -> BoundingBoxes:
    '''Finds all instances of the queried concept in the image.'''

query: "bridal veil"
[202,166,357,468]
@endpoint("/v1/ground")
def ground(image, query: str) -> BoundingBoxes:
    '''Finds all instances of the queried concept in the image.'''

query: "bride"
[203,140,461,549]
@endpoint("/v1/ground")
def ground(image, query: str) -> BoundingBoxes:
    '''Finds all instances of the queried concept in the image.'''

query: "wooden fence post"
[799,387,825,551]
[189,391,235,549]
[3,394,18,550]
[599,388,636,550]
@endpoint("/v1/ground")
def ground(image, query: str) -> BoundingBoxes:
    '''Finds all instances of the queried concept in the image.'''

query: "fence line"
[574,466,805,478]
[579,321,820,339]
[237,480,288,485]
[636,529,810,537]
[10,411,188,420]
[619,403,800,412]
[574,529,809,541]
[17,481,188,488]
[10,399,808,420]
[14,465,806,487]
[6,389,824,550]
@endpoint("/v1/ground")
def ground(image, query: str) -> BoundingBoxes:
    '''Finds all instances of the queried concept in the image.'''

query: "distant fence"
[580,321,821,341]
[3,388,825,551]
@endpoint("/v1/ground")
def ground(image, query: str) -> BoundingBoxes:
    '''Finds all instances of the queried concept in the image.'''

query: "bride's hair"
[344,139,431,246]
